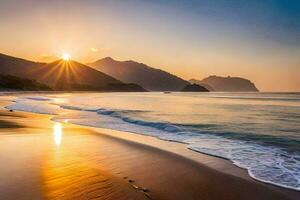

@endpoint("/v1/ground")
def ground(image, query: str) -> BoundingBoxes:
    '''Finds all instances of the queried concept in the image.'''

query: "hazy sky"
[0,0,299,91]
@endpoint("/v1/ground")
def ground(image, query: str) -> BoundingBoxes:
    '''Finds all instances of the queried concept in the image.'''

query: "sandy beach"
[0,98,298,200]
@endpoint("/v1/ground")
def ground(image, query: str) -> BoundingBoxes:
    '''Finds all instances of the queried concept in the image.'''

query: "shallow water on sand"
[5,92,300,190]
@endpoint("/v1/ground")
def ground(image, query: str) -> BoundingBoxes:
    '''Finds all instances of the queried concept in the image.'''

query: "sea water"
[5,92,300,190]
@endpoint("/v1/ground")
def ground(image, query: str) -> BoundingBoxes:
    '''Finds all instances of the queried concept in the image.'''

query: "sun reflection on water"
[53,122,62,147]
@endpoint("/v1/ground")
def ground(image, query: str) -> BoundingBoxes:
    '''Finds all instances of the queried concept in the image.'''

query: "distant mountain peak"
[103,56,114,61]
[89,57,189,91]
[190,75,259,92]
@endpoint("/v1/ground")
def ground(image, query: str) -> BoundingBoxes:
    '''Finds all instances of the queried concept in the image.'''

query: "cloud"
[89,48,99,52]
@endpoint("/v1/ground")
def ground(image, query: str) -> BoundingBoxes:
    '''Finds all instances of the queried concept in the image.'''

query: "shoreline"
[89,126,299,197]
[0,97,299,199]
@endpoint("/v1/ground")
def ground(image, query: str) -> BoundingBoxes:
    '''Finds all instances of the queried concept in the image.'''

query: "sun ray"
[38,61,64,84]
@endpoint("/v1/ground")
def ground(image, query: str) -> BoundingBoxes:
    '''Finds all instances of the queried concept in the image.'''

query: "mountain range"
[0,53,145,91]
[0,53,259,92]
[88,57,189,91]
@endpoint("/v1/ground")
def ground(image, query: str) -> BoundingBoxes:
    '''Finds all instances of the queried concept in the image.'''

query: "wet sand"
[0,99,298,200]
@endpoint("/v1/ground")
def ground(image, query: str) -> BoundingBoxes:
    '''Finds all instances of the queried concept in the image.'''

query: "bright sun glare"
[62,53,71,61]
[53,122,62,147]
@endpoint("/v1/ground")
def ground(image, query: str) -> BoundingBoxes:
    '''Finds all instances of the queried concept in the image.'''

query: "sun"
[62,53,71,61]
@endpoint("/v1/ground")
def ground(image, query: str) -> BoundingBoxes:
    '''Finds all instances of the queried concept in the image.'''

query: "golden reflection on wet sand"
[53,123,62,147]
[44,123,147,200]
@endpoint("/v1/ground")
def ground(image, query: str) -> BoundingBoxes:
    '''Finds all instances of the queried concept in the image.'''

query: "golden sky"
[0,0,299,91]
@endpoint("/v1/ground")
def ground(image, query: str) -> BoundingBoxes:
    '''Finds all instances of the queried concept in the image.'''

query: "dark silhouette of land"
[0,74,51,91]
[0,53,260,92]
[190,76,259,92]
[0,53,145,91]
[181,84,209,92]
[88,57,189,91]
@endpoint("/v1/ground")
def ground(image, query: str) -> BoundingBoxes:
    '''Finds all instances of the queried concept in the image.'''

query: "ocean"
[5,92,300,191]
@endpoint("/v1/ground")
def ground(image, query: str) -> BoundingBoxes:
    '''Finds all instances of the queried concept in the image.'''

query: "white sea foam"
[6,97,61,115]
